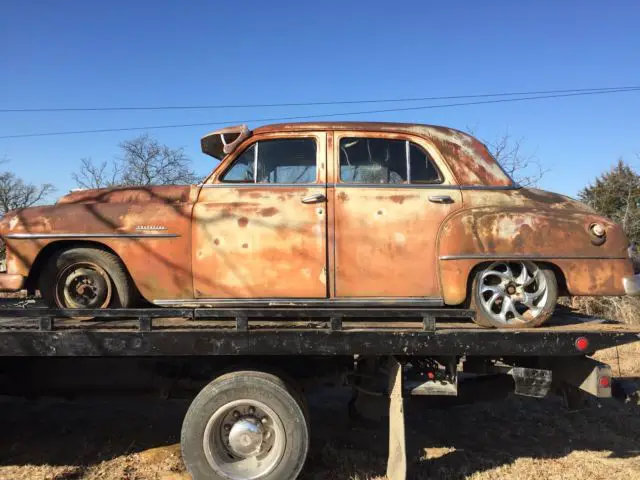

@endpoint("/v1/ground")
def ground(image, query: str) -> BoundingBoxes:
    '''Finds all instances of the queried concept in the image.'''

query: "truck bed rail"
[0,306,637,357]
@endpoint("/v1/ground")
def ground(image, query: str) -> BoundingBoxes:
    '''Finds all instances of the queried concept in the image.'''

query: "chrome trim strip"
[4,233,180,239]
[200,183,518,190]
[458,185,519,191]
[135,225,168,231]
[153,297,444,307]
[334,183,453,189]
[333,184,518,190]
[200,183,319,188]
[440,254,627,261]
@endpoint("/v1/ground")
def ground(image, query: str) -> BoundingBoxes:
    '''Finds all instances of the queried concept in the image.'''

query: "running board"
[152,297,445,308]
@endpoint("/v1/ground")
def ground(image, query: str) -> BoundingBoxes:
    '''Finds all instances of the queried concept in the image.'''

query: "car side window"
[222,144,256,182]
[221,138,317,184]
[339,137,440,184]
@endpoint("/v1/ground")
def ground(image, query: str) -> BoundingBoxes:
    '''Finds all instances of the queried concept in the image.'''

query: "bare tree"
[0,158,56,261]
[485,132,546,187]
[72,157,122,189]
[468,128,546,187]
[0,159,55,214]
[73,134,198,188]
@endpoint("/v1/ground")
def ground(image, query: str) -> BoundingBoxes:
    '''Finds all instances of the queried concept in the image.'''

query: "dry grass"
[562,295,640,325]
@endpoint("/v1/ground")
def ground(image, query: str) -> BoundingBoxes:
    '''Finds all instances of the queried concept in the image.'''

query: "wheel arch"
[25,240,141,298]
[450,259,568,307]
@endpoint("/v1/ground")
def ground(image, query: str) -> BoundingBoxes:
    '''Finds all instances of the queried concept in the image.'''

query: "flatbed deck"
[0,306,637,357]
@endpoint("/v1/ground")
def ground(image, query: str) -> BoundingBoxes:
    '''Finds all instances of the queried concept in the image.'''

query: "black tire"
[39,247,135,309]
[470,261,558,329]
[181,370,309,480]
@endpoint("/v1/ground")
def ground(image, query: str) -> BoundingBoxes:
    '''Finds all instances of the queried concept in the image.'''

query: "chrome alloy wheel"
[203,399,286,480]
[477,261,549,326]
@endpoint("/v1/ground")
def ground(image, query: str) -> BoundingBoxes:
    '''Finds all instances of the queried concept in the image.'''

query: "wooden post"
[386,356,407,480]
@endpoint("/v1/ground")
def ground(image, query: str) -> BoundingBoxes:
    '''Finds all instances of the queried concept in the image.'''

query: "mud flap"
[552,356,613,398]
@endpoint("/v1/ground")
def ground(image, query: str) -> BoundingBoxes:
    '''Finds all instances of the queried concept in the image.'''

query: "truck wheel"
[39,247,134,310]
[181,370,309,480]
[470,261,558,328]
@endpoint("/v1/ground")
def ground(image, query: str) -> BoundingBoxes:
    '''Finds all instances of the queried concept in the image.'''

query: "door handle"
[428,195,454,204]
[301,193,327,204]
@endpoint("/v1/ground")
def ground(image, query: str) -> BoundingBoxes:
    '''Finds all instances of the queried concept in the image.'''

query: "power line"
[1,86,639,113]
[1,87,639,140]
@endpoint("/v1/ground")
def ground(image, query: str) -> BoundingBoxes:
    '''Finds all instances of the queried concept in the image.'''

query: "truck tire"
[181,370,310,480]
[470,261,558,328]
[39,247,135,310]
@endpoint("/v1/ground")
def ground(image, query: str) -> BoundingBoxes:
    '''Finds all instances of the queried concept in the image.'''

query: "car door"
[192,131,328,300]
[332,130,462,303]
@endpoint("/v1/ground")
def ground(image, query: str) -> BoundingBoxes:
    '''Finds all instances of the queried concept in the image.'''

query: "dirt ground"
[0,344,638,480]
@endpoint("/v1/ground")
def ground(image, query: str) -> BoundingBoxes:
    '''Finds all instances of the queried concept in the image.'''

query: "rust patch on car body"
[259,207,279,217]
[334,187,462,297]
[192,185,327,299]
[0,187,196,300]
[437,188,632,304]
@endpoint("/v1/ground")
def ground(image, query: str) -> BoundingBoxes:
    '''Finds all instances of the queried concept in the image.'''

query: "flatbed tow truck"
[0,305,638,480]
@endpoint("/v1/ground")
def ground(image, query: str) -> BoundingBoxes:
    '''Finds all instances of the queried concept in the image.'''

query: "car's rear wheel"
[39,247,135,310]
[470,261,558,328]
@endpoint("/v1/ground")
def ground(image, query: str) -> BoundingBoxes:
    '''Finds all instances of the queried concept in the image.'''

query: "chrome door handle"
[428,195,454,204]
[301,193,327,204]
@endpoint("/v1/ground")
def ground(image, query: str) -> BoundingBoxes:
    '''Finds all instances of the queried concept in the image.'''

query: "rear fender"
[437,206,632,305]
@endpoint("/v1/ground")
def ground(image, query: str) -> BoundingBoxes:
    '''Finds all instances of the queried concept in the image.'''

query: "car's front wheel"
[39,247,135,310]
[470,261,558,328]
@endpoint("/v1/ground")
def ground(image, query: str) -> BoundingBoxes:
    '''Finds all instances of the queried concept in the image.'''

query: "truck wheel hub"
[228,417,264,457]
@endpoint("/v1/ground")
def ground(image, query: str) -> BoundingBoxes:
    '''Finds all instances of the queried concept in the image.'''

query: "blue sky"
[1,1,639,198]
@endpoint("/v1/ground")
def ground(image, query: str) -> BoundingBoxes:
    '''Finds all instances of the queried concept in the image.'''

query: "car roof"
[204,121,514,187]
[253,121,460,135]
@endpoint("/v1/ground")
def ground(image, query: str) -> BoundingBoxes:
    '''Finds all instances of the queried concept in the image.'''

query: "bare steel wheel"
[182,370,309,480]
[203,399,286,479]
[40,247,135,312]
[471,261,558,328]
[56,262,112,309]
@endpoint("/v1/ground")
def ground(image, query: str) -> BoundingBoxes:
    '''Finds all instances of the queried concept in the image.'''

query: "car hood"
[57,185,194,205]
[0,185,195,236]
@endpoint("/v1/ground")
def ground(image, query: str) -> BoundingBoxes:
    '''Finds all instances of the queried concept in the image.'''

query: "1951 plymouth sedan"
[0,122,638,328]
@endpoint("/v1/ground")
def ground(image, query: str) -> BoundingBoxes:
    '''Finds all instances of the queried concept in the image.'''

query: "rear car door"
[192,132,328,300]
[332,131,461,302]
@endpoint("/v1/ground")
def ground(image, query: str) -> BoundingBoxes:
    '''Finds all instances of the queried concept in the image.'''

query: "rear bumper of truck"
[0,273,25,292]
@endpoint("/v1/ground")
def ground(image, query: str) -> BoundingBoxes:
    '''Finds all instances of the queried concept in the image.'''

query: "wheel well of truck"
[25,241,140,296]
[463,260,569,306]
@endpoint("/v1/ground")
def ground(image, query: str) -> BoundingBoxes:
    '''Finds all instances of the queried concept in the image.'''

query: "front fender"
[0,201,195,301]
[437,206,632,305]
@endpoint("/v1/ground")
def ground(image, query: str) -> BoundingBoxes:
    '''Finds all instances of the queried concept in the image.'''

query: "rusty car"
[0,122,637,328]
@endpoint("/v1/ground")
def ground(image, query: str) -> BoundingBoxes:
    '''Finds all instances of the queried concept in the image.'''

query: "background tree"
[73,134,198,188]
[72,157,122,189]
[0,159,55,214]
[483,131,546,187]
[578,158,640,245]
[0,158,56,261]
